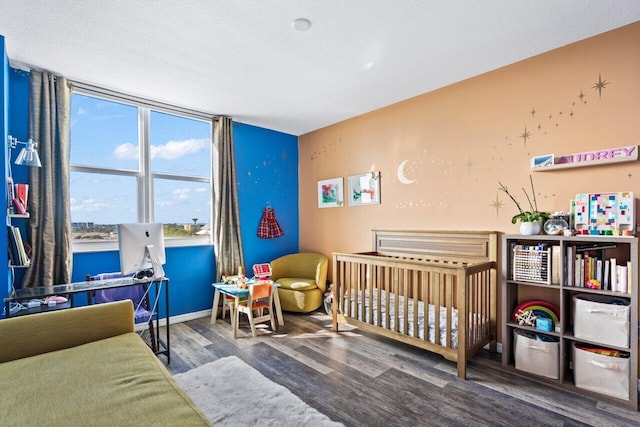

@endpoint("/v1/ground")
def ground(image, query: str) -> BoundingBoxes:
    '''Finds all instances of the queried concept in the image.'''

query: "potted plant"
[498,176,548,235]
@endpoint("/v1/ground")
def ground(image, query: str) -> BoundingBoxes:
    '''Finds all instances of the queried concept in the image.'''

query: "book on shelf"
[15,183,29,211]
[14,226,29,266]
[619,265,629,293]
[12,197,26,215]
[551,245,562,284]
[6,177,15,210]
[566,246,575,287]
[6,225,20,266]
[575,254,583,287]
[575,243,618,253]
[6,225,30,266]
[610,258,617,291]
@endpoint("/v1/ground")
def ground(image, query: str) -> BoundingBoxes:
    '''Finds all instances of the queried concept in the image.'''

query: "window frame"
[69,85,214,253]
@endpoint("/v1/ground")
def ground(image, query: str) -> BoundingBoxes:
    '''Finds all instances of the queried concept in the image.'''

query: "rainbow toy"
[512,300,560,326]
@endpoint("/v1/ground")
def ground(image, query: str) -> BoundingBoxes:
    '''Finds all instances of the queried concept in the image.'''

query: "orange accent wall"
[299,22,640,268]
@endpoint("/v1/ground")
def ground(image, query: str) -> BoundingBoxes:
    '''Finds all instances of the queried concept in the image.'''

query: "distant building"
[72,222,95,229]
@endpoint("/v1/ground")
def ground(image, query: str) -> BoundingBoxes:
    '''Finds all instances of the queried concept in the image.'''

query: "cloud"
[172,188,192,201]
[111,138,208,161]
[70,197,112,212]
[112,142,139,160]
[77,107,89,116]
[150,138,208,160]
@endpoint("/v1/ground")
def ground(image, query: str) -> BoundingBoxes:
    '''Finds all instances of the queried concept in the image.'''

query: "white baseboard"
[134,309,212,331]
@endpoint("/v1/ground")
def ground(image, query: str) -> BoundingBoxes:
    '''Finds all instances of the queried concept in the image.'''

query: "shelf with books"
[7,224,31,268]
[502,234,638,410]
[6,177,32,269]
[6,177,29,216]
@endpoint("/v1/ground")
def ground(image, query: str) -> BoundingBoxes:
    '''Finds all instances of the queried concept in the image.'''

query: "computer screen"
[117,223,166,279]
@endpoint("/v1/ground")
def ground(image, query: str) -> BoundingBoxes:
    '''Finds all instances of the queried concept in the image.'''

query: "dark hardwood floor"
[160,312,640,427]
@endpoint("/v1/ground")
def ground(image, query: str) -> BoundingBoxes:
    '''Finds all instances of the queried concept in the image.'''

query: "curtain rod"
[69,80,219,122]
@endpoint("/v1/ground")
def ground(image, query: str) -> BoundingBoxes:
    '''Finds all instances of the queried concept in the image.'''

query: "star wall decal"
[578,90,587,104]
[490,193,504,218]
[520,126,532,145]
[465,156,475,174]
[509,72,610,150]
[592,73,610,98]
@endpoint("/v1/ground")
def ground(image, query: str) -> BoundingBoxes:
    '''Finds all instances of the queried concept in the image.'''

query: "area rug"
[174,356,343,427]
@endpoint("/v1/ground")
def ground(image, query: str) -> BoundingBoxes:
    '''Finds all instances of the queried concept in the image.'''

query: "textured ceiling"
[1,1,639,135]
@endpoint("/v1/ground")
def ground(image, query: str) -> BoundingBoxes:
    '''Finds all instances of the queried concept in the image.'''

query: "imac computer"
[117,223,166,281]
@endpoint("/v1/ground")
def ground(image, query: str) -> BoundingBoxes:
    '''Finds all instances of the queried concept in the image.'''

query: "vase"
[519,221,542,235]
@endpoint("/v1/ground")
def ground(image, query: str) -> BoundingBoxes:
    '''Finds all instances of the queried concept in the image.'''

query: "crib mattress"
[343,289,461,348]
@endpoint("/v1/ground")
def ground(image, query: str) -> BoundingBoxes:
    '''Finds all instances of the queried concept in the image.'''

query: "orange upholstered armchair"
[270,253,328,313]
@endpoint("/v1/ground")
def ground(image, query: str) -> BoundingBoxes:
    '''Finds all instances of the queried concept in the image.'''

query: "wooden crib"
[332,230,498,379]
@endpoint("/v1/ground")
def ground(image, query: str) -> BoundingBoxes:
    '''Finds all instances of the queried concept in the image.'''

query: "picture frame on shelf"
[348,171,380,206]
[317,177,344,208]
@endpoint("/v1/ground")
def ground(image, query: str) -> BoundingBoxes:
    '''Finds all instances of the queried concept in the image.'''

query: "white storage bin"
[573,342,630,400]
[573,294,630,348]
[514,330,559,379]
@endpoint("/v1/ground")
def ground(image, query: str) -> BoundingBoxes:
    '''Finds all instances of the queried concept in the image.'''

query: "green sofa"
[270,253,328,313]
[0,301,211,426]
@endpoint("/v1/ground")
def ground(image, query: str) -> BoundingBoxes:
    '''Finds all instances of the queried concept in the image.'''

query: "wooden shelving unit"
[501,234,638,410]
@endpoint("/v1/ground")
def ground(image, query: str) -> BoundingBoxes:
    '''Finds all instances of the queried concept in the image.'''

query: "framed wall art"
[348,171,380,206]
[317,177,344,208]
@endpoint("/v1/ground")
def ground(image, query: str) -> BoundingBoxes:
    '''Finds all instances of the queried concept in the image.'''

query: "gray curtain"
[212,116,245,280]
[21,71,72,287]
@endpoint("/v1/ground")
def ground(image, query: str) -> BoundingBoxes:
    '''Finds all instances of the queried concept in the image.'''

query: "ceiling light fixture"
[292,18,311,31]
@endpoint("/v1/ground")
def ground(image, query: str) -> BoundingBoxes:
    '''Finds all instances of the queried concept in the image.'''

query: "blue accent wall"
[233,122,299,268]
[1,58,299,318]
[72,245,216,318]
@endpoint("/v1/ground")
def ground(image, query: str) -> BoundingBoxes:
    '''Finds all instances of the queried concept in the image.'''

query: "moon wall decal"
[397,160,415,184]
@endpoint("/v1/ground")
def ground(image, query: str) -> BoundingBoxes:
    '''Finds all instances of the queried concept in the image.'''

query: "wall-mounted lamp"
[8,135,42,167]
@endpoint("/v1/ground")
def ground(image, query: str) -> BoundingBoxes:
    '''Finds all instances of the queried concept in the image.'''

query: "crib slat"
[402,268,409,335]
[392,267,399,333]
[412,269,419,339]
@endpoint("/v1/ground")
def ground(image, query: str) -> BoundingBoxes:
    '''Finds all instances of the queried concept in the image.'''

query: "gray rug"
[174,356,343,427]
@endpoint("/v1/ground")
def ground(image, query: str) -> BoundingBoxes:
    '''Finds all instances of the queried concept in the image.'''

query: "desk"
[3,277,170,363]
[210,281,284,328]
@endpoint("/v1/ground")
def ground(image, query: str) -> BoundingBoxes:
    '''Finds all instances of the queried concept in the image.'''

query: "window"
[69,90,212,250]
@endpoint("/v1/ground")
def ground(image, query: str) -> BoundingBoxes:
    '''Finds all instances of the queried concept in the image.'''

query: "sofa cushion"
[0,301,134,363]
[276,278,318,292]
[0,333,211,426]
